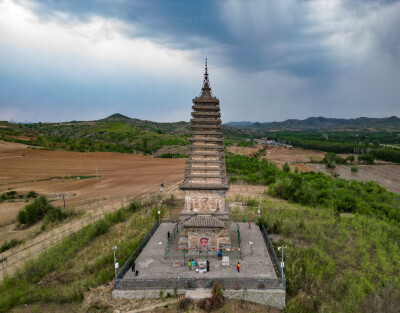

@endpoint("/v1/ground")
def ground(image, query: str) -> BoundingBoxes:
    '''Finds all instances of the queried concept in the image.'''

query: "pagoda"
[178,59,230,251]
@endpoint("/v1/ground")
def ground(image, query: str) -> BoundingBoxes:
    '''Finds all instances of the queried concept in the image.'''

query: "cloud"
[0,0,399,123]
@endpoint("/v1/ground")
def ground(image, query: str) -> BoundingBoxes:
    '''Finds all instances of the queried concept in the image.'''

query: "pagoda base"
[178,214,231,250]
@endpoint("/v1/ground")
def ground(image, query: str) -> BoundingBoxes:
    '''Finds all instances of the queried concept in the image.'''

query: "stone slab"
[123,222,277,280]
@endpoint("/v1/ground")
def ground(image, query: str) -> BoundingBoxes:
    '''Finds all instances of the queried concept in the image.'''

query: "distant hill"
[224,121,253,127]
[99,114,262,138]
[99,113,189,134]
[225,116,400,132]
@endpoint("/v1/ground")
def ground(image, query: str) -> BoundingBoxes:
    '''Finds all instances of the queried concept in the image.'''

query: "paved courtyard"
[123,222,277,280]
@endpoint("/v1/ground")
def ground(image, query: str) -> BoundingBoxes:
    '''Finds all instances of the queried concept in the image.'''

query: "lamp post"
[112,245,118,280]
[277,245,287,277]
[158,200,162,224]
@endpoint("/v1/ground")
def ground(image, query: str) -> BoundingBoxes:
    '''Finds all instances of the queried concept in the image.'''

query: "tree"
[326,161,336,170]
[346,155,355,163]
[358,153,374,165]
[283,162,291,173]
[351,166,359,173]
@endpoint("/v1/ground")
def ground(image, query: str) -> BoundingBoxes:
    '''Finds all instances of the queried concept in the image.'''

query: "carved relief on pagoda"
[184,190,226,213]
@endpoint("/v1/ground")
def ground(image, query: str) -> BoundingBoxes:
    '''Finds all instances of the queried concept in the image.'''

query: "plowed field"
[0,141,185,241]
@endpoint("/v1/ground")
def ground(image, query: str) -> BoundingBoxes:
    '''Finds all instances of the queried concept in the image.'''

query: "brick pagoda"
[178,59,230,251]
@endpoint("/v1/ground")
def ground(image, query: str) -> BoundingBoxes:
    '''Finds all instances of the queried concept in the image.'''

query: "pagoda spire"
[204,58,209,84]
[201,58,212,97]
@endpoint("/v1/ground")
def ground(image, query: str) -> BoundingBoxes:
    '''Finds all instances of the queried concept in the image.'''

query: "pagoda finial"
[200,58,212,97]
[204,58,209,84]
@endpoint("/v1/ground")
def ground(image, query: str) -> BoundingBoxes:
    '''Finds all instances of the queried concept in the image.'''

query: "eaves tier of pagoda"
[179,64,229,191]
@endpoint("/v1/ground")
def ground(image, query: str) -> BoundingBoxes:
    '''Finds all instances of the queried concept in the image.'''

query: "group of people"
[187,259,210,271]
[188,258,196,270]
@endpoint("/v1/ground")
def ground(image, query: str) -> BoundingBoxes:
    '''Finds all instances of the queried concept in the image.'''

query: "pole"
[63,194,65,209]
[239,179,243,203]
[0,257,7,281]
[158,200,161,224]
[278,246,287,278]
[112,246,117,280]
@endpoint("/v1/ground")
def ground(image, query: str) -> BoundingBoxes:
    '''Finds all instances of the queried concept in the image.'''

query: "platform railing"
[164,223,180,258]
[115,219,160,283]
[260,224,286,289]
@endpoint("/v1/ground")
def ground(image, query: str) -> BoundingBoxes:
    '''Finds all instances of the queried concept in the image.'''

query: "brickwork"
[112,289,285,309]
[179,60,230,250]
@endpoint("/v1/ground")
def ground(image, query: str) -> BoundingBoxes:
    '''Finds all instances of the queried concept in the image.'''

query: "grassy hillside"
[0,162,398,312]
[0,114,261,155]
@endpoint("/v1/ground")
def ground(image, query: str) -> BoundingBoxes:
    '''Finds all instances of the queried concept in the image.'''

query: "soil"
[0,140,185,251]
[263,145,324,168]
[227,145,263,157]
[309,163,400,194]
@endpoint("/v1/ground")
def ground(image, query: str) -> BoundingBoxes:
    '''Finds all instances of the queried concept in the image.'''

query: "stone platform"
[113,222,285,308]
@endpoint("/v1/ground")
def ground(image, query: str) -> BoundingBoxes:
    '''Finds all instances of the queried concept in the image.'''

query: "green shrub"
[27,191,38,198]
[127,201,140,212]
[226,154,400,223]
[358,153,375,164]
[245,197,257,207]
[283,162,291,173]
[16,196,67,226]
[0,239,22,253]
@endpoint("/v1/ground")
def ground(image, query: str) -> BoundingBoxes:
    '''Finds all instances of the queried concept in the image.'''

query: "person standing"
[237,262,240,272]
[188,259,192,270]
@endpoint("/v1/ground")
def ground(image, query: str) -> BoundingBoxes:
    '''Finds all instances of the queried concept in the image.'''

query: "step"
[185,288,212,300]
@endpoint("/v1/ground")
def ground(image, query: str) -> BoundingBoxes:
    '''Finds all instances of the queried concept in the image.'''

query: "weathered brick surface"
[112,288,286,309]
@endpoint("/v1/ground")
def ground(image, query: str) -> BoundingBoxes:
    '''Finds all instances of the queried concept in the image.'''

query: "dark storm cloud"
[31,0,399,78]
[1,0,399,123]
[30,0,335,77]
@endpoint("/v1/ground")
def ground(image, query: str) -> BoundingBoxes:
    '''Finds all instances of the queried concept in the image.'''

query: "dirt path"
[125,299,178,313]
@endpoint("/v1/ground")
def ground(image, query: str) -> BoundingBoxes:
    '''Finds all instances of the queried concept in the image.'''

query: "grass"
[227,192,400,312]
[252,195,400,313]
[0,199,158,313]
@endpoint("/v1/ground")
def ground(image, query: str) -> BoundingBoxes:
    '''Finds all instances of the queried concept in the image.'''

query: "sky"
[0,0,399,123]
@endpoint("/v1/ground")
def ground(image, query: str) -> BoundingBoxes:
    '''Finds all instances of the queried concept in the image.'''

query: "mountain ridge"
[224,116,400,131]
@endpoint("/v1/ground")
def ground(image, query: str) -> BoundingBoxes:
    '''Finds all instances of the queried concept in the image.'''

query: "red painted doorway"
[200,238,208,252]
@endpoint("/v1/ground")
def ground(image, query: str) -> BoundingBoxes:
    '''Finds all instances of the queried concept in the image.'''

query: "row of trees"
[273,137,400,164]
[226,153,400,222]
